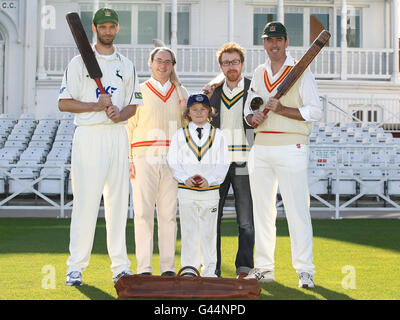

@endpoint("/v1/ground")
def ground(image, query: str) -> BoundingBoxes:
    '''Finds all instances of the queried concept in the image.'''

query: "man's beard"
[98,34,115,46]
[225,70,241,82]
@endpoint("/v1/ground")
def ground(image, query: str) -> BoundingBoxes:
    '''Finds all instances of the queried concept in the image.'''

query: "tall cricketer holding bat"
[243,22,324,288]
[58,8,143,286]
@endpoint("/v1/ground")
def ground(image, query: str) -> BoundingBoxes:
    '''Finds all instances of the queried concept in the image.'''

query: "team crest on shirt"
[135,92,142,99]
[116,69,123,80]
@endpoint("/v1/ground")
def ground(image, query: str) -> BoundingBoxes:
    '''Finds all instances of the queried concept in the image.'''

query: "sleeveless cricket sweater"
[220,85,249,163]
[251,64,312,146]
[127,80,188,158]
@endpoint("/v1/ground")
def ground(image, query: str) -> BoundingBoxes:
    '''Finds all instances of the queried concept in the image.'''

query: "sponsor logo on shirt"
[96,86,117,98]
[135,92,142,99]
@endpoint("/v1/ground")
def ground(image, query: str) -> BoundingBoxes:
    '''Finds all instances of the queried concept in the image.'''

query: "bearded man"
[203,42,255,279]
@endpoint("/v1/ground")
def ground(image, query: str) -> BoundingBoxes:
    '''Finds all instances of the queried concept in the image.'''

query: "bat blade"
[153,39,166,47]
[253,30,330,128]
[208,72,225,88]
[66,12,103,80]
[275,30,331,99]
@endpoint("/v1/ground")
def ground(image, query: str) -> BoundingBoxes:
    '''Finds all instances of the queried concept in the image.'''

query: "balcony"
[43,45,395,81]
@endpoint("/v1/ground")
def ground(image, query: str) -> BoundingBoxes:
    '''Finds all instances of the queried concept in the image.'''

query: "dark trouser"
[216,162,254,277]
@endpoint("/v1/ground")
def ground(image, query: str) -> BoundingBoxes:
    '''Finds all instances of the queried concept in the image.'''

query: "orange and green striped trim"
[228,145,250,152]
[221,90,244,110]
[178,183,220,192]
[183,125,216,161]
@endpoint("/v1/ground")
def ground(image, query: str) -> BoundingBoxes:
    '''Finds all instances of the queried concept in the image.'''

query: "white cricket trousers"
[248,144,315,275]
[67,124,131,277]
[178,194,219,277]
[131,156,177,274]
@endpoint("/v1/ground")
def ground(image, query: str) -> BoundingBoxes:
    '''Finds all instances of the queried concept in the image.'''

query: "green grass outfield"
[0,218,399,300]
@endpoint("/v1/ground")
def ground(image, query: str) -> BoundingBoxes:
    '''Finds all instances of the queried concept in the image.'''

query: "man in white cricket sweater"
[59,8,143,286]
[243,22,323,288]
[126,47,189,276]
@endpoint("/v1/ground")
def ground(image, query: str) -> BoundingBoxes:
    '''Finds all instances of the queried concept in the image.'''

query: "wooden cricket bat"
[253,30,331,128]
[66,12,106,94]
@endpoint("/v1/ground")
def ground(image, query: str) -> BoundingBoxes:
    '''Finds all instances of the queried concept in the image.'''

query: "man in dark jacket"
[203,42,254,278]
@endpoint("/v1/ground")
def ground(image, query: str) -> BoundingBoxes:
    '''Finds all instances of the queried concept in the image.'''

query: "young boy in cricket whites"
[167,93,230,277]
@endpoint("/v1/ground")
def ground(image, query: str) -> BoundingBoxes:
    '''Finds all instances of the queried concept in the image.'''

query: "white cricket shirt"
[58,46,143,126]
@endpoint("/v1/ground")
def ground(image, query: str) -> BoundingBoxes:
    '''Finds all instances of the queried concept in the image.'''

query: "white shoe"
[66,271,82,286]
[113,270,133,283]
[298,272,315,288]
[244,268,275,283]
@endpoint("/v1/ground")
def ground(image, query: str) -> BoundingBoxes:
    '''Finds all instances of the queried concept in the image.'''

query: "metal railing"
[44,45,395,80]
[1,147,400,219]
[321,95,400,131]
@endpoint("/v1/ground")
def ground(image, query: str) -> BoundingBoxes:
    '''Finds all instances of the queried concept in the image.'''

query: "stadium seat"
[54,134,73,142]
[28,140,52,151]
[52,141,72,149]
[308,168,330,195]
[38,165,69,195]
[387,180,400,195]
[358,169,384,195]
[19,148,47,163]
[19,113,35,120]
[31,134,54,143]
[7,133,31,143]
[4,140,28,151]
[0,148,21,163]
[8,167,38,195]
[346,127,356,137]
[331,169,357,195]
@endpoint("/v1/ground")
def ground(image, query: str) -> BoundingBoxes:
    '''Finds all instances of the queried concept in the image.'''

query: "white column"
[228,0,234,41]
[277,0,284,24]
[340,0,347,80]
[37,0,47,80]
[392,0,399,83]
[23,0,38,114]
[171,0,178,53]
[92,0,99,44]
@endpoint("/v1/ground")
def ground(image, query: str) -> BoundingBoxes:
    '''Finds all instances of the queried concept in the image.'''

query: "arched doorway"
[0,31,4,113]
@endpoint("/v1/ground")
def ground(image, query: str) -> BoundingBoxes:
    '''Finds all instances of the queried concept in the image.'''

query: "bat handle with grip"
[94,78,106,94]
[252,93,281,128]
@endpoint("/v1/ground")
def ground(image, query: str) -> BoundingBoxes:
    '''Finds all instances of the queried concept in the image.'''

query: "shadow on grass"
[259,282,353,300]
[0,218,399,255]
[220,218,400,253]
[76,284,116,300]
[73,282,352,301]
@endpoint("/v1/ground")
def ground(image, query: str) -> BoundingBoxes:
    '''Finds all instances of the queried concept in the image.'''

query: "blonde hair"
[216,42,245,65]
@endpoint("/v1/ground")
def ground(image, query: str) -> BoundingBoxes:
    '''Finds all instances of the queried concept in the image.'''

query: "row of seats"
[0,113,74,195]
[308,169,400,196]
[310,122,399,145]
[1,115,400,197]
